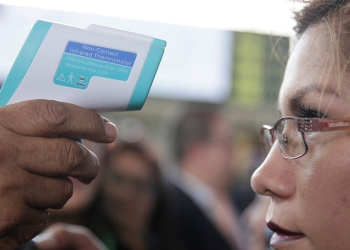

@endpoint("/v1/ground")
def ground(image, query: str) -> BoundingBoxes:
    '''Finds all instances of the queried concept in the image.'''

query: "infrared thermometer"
[0,20,166,111]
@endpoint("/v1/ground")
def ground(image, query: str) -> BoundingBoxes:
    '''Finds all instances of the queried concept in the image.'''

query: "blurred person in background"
[30,118,185,250]
[165,104,249,250]
[85,139,187,250]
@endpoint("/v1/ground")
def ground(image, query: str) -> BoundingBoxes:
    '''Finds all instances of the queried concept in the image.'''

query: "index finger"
[0,100,117,143]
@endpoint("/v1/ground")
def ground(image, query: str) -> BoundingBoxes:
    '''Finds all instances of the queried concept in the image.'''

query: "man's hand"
[34,223,107,250]
[0,100,117,249]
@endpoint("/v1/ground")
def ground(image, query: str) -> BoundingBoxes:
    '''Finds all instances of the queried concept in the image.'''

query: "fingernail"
[104,121,117,139]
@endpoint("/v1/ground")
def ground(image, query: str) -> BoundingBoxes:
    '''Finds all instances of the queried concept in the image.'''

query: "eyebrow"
[288,85,339,113]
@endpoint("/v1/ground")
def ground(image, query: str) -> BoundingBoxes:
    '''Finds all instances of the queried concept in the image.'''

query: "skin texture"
[251,22,350,249]
[58,140,104,214]
[0,99,117,249]
[47,141,106,225]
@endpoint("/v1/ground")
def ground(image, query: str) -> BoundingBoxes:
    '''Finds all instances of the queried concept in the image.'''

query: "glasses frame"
[261,116,350,159]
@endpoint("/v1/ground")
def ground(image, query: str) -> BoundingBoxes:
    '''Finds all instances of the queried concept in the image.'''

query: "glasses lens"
[276,118,305,158]
[261,127,273,155]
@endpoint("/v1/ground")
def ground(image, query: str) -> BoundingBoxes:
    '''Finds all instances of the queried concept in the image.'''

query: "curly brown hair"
[294,0,350,36]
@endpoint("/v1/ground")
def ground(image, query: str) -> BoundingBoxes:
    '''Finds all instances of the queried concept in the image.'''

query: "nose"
[115,181,140,201]
[251,142,296,199]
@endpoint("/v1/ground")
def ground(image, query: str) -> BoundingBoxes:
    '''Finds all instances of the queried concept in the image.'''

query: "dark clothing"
[84,190,187,250]
[166,183,237,250]
[16,241,37,250]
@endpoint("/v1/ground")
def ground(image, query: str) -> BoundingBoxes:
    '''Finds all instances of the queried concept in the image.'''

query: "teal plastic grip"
[127,38,166,111]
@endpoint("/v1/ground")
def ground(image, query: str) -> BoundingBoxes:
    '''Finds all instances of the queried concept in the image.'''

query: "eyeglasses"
[106,172,157,195]
[261,116,350,159]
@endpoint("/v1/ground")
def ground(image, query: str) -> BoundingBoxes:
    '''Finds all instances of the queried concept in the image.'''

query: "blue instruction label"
[54,41,137,90]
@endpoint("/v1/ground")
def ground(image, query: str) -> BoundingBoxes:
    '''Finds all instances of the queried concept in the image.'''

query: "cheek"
[298,140,350,246]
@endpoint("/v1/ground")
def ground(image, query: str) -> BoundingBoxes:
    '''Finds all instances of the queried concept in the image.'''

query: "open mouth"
[267,221,305,248]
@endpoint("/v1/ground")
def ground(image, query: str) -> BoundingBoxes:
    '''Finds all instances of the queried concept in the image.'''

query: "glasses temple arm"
[306,118,350,132]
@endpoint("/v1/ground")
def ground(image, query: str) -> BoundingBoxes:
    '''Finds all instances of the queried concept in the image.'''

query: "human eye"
[296,104,325,119]
[291,103,324,137]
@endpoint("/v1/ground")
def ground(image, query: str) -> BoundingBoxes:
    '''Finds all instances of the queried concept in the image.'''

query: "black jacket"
[16,241,37,250]
[165,183,237,250]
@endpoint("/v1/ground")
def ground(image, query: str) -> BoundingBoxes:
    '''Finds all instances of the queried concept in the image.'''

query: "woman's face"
[251,23,350,250]
[103,150,157,233]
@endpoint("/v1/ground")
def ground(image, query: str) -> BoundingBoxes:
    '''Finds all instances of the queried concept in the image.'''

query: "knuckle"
[88,114,108,137]
[55,141,99,184]
[0,142,10,166]
[65,142,84,173]
[88,114,100,132]
[0,132,21,166]
[0,209,21,237]
[55,141,84,174]
[39,100,70,132]
[80,149,100,184]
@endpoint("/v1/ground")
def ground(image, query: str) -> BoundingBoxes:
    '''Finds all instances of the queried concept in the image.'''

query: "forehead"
[278,23,350,113]
[109,151,151,174]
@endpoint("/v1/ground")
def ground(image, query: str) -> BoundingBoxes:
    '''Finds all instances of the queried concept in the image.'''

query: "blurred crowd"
[36,103,272,250]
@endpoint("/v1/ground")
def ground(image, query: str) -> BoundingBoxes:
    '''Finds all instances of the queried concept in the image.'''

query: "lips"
[267,221,305,248]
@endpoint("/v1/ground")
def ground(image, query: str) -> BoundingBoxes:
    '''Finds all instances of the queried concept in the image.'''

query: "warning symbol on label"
[56,73,66,82]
